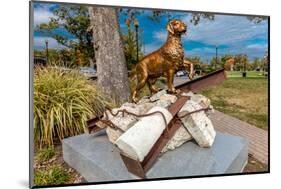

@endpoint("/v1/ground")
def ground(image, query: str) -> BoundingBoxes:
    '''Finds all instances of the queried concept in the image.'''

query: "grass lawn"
[201,71,268,130]
[227,71,266,78]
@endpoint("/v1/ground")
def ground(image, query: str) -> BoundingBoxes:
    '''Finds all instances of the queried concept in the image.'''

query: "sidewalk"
[210,110,268,164]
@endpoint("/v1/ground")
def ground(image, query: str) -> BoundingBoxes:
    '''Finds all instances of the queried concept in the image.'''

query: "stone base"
[63,132,248,182]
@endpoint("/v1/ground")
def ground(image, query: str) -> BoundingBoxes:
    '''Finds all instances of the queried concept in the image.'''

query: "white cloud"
[144,43,161,54]
[185,47,217,62]
[182,15,268,46]
[152,15,268,48]
[34,4,56,26]
[184,43,267,62]
[246,43,268,49]
[185,47,215,56]
[152,30,167,42]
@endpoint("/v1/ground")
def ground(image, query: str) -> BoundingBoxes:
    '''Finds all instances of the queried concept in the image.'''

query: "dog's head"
[166,19,187,35]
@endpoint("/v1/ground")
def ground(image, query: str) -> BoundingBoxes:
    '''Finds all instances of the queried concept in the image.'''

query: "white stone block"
[191,94,211,107]
[137,97,151,104]
[162,125,193,153]
[149,89,167,102]
[105,102,154,132]
[181,91,194,97]
[159,94,177,103]
[115,106,173,161]
[106,127,123,144]
[190,94,214,116]
[178,100,216,148]
[152,94,177,108]
[104,102,154,143]
[153,99,171,108]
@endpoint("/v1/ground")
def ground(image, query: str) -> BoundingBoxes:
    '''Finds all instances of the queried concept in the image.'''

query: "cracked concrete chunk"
[159,94,177,103]
[105,102,154,143]
[106,127,123,144]
[178,100,216,147]
[150,90,167,102]
[106,91,216,155]
[162,126,193,153]
[115,106,173,161]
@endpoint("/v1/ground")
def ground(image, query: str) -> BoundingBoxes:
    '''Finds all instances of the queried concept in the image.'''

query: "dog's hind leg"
[148,78,158,94]
[132,72,148,103]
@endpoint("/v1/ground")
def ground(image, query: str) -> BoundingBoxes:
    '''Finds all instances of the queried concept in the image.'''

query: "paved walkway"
[210,110,268,164]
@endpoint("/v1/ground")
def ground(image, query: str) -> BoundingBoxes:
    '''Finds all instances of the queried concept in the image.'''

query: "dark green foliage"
[246,16,268,24]
[119,8,215,24]
[121,19,144,70]
[233,54,248,71]
[36,5,95,66]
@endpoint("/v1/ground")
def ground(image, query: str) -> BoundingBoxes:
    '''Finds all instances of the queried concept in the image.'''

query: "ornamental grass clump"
[34,67,110,148]
[34,165,70,186]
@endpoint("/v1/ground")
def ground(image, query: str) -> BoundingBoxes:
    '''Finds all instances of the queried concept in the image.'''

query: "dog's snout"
[181,23,187,33]
[182,26,187,33]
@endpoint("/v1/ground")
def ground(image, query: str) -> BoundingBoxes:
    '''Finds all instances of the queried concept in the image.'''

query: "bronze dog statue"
[131,19,194,102]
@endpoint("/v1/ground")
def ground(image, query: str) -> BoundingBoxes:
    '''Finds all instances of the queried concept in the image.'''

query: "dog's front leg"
[167,69,178,94]
[183,60,195,80]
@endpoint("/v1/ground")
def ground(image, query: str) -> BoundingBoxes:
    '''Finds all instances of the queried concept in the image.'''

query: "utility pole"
[45,40,49,64]
[134,19,139,63]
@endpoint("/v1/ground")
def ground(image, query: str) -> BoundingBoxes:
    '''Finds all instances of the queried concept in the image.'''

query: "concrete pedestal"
[63,132,248,182]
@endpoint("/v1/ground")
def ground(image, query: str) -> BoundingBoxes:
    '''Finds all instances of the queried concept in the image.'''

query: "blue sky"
[33,2,268,62]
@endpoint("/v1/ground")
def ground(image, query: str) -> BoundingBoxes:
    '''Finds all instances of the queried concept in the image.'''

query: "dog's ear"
[166,22,174,34]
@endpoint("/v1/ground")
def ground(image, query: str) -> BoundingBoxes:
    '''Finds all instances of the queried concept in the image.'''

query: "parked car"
[79,67,97,80]
[52,66,97,80]
[176,70,187,77]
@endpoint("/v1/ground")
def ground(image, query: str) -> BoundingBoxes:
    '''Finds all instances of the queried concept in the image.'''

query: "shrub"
[34,165,69,186]
[34,67,111,147]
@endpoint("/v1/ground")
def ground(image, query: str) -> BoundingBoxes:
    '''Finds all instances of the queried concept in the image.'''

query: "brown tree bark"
[88,7,131,104]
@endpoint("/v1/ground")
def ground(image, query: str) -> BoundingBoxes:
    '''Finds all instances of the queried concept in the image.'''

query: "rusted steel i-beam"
[86,117,102,134]
[141,95,190,173]
[175,68,227,93]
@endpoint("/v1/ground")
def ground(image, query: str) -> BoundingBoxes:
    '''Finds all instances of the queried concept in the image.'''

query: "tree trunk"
[88,57,97,70]
[88,7,131,104]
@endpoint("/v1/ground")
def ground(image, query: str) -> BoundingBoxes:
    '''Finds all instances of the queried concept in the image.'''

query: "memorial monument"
[63,76,248,181]
[62,20,248,182]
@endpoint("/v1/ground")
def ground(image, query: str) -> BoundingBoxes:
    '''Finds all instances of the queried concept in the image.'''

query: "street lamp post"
[45,40,49,64]
[263,54,267,75]
[215,45,218,69]
[134,19,139,63]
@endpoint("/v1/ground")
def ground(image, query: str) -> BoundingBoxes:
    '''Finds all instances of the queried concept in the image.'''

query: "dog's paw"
[132,97,139,103]
[167,88,180,95]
